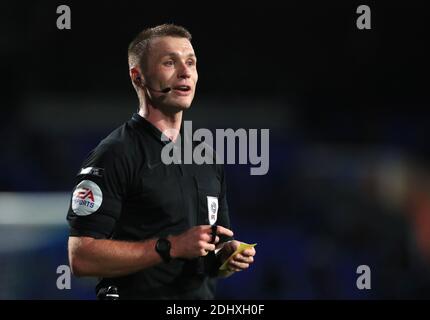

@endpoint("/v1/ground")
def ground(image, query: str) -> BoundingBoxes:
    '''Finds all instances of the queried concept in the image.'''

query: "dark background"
[1,0,430,299]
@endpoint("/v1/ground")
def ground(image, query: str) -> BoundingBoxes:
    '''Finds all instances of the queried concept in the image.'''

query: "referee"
[66,24,256,299]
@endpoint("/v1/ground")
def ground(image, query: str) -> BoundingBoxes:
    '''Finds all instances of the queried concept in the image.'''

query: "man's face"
[144,36,198,111]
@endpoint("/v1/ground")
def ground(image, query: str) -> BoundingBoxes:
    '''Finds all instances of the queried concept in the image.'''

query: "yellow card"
[219,242,257,271]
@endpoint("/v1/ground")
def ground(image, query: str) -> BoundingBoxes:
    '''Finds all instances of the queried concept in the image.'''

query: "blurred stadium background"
[1,1,430,299]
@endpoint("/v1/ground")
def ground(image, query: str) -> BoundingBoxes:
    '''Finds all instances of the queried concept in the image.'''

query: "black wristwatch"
[155,237,172,263]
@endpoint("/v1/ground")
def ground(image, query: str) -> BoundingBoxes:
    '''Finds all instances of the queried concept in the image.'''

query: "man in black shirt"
[67,24,256,299]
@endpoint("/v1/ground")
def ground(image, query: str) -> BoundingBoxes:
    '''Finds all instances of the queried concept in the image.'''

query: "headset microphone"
[149,86,171,93]
[136,76,171,94]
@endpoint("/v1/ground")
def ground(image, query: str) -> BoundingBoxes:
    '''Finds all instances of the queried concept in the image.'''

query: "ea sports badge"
[207,196,218,225]
[72,180,103,216]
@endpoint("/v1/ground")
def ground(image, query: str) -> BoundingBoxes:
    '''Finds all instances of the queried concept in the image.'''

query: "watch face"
[157,239,170,251]
[156,238,171,262]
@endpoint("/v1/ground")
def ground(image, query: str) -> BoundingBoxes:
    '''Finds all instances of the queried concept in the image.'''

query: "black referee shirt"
[67,113,232,299]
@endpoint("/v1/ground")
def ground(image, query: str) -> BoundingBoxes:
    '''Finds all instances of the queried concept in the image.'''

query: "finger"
[242,248,256,256]
[229,259,249,270]
[201,242,216,252]
[235,254,254,264]
[230,258,248,268]
[215,226,234,237]
[200,233,220,245]
[212,235,220,244]
[201,232,212,242]
[226,264,242,272]
[229,267,242,272]
[228,240,241,251]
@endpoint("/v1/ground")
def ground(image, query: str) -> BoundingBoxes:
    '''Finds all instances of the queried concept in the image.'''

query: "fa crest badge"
[207,196,218,225]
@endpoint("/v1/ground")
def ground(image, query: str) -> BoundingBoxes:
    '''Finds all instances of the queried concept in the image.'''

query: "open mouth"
[173,85,191,92]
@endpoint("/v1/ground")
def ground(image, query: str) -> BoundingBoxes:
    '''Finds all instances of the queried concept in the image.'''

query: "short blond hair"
[128,24,192,71]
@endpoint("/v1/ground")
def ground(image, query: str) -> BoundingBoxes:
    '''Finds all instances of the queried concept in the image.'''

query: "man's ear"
[130,67,143,87]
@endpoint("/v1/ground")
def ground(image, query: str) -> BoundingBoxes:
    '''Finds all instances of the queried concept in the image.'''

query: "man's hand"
[169,225,234,260]
[218,240,256,272]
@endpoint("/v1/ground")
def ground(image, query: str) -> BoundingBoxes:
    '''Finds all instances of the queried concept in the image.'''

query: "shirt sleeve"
[66,140,130,239]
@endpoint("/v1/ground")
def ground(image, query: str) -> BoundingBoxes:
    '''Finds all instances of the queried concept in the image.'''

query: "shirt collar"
[131,113,187,146]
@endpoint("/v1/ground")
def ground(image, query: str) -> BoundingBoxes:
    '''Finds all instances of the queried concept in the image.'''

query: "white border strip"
[0,192,70,225]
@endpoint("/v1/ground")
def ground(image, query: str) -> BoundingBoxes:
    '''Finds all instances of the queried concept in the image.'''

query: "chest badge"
[207,196,218,225]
